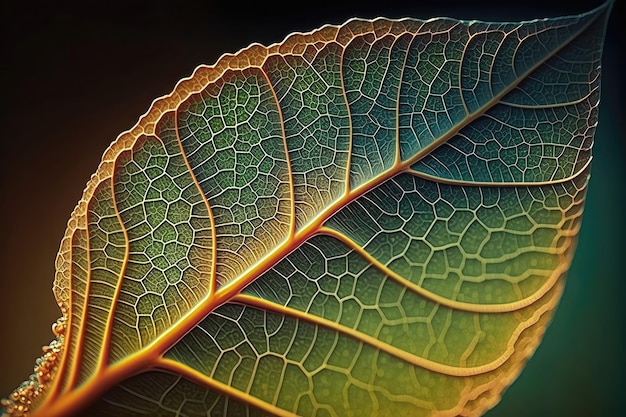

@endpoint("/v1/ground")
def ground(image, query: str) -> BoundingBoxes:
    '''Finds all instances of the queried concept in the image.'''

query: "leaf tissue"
[1,3,612,417]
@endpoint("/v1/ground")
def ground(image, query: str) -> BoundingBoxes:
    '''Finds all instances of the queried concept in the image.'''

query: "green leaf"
[2,2,611,417]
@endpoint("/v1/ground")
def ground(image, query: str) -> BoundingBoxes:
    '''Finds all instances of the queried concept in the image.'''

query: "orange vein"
[232,293,552,377]
[457,28,471,118]
[97,174,131,374]
[340,38,353,195]
[65,226,91,391]
[154,357,299,417]
[319,226,569,313]
[394,32,414,167]
[174,110,218,296]
[499,85,598,109]
[260,66,296,238]
[406,158,592,187]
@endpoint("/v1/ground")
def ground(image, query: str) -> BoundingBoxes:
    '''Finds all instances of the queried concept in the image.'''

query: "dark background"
[1,1,623,416]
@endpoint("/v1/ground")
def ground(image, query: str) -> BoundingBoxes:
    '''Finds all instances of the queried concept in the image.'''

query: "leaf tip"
[584,0,614,24]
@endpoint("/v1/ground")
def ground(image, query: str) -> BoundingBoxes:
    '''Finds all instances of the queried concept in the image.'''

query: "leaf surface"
[1,3,611,417]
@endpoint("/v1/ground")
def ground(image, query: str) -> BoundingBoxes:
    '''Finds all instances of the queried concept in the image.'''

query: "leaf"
[2,3,611,417]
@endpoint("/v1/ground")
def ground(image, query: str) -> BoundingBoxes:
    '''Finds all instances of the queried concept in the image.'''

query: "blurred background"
[1,1,623,416]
